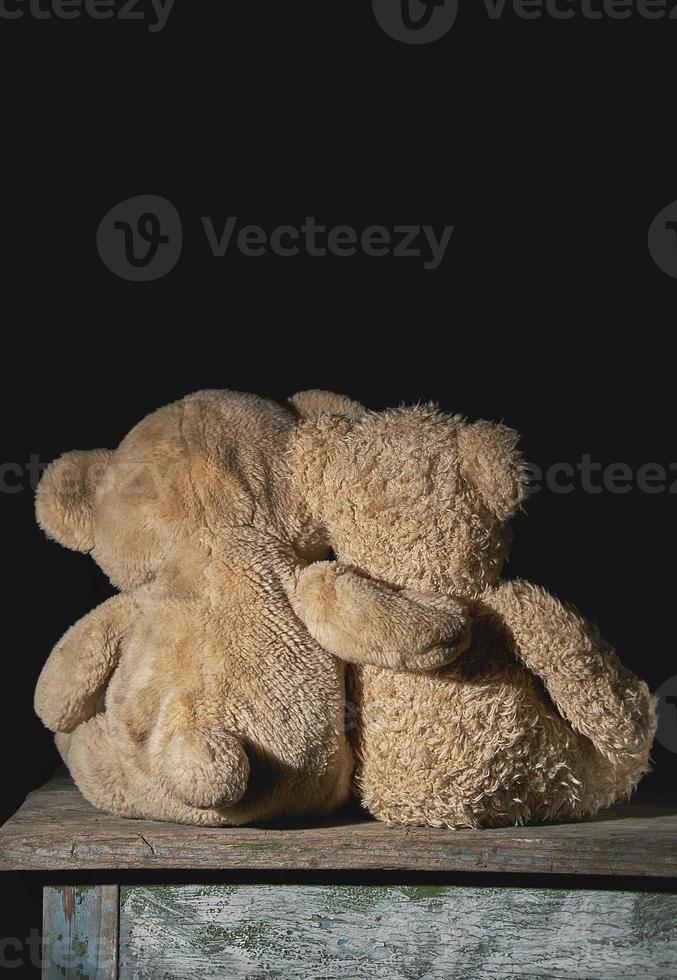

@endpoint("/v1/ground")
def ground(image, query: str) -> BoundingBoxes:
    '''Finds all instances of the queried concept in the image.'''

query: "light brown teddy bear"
[288,395,657,828]
[35,389,464,825]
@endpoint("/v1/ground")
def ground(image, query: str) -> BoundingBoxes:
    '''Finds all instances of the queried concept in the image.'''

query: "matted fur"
[289,396,657,828]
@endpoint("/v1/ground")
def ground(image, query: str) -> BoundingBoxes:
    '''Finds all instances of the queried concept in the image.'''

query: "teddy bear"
[287,395,657,828]
[34,389,467,825]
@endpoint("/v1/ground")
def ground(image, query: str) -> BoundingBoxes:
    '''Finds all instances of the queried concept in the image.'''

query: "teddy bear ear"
[290,413,356,516]
[457,421,526,521]
[36,449,113,552]
[287,389,365,421]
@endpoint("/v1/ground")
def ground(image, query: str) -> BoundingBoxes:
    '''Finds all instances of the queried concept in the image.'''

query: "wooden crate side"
[118,883,677,979]
[42,885,119,979]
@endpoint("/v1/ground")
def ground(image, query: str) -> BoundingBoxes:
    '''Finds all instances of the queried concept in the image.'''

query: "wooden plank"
[118,883,677,979]
[1,772,676,877]
[42,884,119,979]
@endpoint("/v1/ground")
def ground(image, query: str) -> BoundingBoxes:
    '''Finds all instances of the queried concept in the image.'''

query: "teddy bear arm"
[34,593,137,734]
[483,580,656,765]
[291,561,470,671]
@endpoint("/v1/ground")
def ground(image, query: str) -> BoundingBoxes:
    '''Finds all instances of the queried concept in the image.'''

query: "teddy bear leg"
[60,719,238,825]
[567,737,655,818]
[54,730,72,764]
[161,728,251,810]
[355,756,477,829]
[61,714,136,817]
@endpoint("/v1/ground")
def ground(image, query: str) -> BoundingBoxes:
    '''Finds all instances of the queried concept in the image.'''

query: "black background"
[0,0,675,970]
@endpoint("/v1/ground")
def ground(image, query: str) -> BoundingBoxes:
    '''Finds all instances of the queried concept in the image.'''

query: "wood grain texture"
[118,884,677,979]
[42,884,118,979]
[1,772,676,877]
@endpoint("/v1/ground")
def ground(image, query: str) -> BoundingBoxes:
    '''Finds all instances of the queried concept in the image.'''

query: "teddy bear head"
[36,390,297,590]
[292,404,527,596]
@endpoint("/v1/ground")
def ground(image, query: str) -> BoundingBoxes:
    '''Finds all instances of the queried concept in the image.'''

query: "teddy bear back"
[34,390,354,826]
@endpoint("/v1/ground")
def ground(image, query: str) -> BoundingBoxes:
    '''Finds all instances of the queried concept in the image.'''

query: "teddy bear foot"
[162,728,251,810]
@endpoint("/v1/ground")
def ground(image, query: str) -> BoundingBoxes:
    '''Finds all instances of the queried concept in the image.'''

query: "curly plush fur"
[289,394,657,828]
[35,390,465,826]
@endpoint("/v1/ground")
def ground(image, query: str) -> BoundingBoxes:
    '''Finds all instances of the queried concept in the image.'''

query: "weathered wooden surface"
[1,771,676,877]
[43,884,118,979]
[118,883,677,979]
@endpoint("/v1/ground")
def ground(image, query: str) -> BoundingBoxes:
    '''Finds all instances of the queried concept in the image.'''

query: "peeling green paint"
[118,884,677,979]
[43,886,117,979]
[71,936,88,958]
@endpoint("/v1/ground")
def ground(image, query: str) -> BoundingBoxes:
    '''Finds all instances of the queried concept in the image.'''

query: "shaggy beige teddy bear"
[35,390,462,825]
[288,395,657,828]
